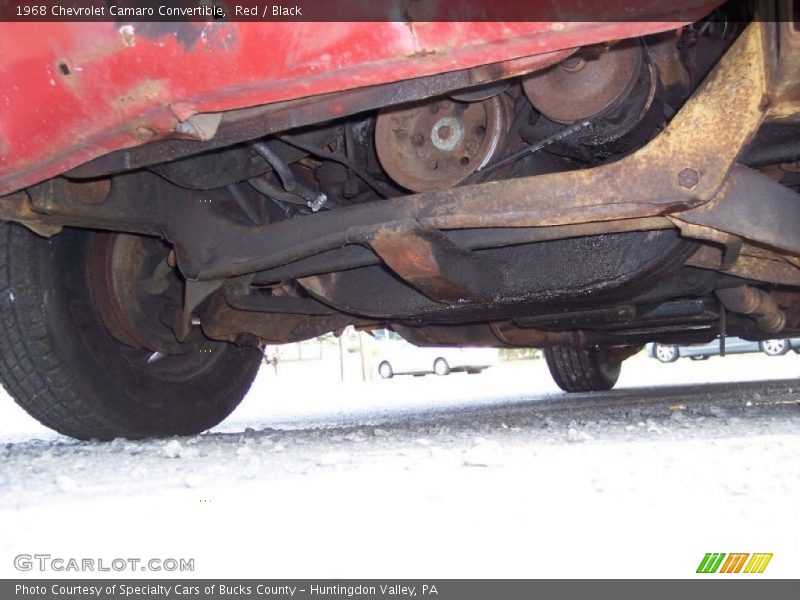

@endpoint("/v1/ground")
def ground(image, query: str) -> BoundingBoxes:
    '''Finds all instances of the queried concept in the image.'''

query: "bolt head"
[678,168,699,189]
[438,125,453,140]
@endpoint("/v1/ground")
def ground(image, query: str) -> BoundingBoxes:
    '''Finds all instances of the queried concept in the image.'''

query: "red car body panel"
[0,12,718,195]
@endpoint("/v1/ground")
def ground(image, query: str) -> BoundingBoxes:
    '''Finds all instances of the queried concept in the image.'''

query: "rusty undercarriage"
[1,8,800,438]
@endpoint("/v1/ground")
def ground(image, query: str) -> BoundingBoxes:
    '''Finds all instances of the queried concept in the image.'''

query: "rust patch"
[687,244,800,286]
[368,221,504,304]
[490,322,598,348]
[201,292,358,344]
[0,190,62,236]
[765,17,800,120]
[522,38,642,123]
[64,179,111,205]
[114,79,166,115]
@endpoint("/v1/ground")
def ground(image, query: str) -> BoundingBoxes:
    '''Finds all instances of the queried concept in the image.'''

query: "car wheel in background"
[378,361,394,379]
[653,344,680,363]
[760,339,790,356]
[689,355,709,361]
[466,368,484,375]
[434,358,451,376]
[543,346,621,393]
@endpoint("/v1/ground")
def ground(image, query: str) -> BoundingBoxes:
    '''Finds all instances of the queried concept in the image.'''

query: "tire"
[433,357,451,376]
[689,355,709,361]
[466,368,484,375]
[653,344,679,363]
[378,361,394,379]
[543,346,621,392]
[0,223,262,440]
[760,339,790,356]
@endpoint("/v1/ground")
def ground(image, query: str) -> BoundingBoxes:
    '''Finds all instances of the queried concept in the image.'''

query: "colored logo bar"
[696,553,773,574]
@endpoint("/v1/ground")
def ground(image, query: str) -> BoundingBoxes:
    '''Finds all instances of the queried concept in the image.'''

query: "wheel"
[378,361,394,379]
[689,355,709,361]
[433,357,451,376]
[653,344,679,363]
[543,346,621,392]
[760,339,790,356]
[466,368,485,375]
[0,223,262,440]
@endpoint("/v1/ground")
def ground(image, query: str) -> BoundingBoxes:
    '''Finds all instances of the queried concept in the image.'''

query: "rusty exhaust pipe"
[715,286,786,333]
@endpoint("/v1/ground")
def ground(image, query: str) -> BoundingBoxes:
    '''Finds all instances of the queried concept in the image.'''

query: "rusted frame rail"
[168,21,774,289]
[4,22,794,305]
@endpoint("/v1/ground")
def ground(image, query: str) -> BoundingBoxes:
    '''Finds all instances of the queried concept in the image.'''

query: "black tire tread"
[543,346,620,393]
[0,222,261,439]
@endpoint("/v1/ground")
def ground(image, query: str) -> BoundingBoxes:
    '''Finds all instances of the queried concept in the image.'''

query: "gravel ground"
[0,354,798,578]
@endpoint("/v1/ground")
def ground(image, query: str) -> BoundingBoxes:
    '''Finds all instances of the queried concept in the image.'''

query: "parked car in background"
[373,330,498,378]
[646,337,800,363]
